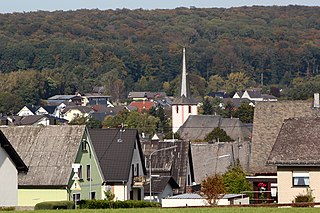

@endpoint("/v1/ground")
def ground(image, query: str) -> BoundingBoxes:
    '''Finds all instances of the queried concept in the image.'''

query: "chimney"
[314,93,320,108]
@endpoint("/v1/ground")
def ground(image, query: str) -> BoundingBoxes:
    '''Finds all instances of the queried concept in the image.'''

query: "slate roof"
[172,95,198,105]
[267,117,320,166]
[250,101,316,174]
[48,95,78,100]
[191,141,251,182]
[88,128,146,183]
[128,92,148,99]
[41,106,57,114]
[141,140,194,194]
[223,98,254,108]
[247,90,262,98]
[0,130,28,173]
[178,115,251,142]
[144,176,179,194]
[0,125,86,186]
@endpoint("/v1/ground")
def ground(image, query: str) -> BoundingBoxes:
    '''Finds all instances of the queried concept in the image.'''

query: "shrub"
[34,201,74,210]
[0,207,15,211]
[293,188,315,207]
[79,200,160,209]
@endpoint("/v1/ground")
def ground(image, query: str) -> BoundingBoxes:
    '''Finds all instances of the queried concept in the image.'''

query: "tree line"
[0,6,319,111]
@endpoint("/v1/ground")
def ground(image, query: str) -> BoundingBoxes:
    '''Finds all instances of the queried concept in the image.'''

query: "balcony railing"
[133,176,146,186]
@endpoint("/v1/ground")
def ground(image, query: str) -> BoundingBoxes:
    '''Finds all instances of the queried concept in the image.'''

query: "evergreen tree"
[202,97,213,115]
[205,127,234,142]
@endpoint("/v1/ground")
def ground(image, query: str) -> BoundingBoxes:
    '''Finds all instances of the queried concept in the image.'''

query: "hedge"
[79,200,160,209]
[0,207,15,211]
[34,201,74,210]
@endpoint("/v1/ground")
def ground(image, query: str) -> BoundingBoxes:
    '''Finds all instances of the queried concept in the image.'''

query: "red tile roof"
[128,101,155,112]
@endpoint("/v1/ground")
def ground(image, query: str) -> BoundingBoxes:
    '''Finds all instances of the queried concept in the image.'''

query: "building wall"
[72,135,104,200]
[111,184,128,201]
[172,104,198,133]
[277,167,320,204]
[17,107,34,116]
[127,139,145,200]
[18,189,67,206]
[162,198,208,207]
[0,147,18,206]
[64,109,88,122]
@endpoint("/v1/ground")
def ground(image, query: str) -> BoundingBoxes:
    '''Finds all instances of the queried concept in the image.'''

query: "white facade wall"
[113,184,127,201]
[277,168,320,204]
[17,106,34,116]
[172,104,198,133]
[162,197,249,207]
[162,198,208,207]
[64,109,88,122]
[0,147,18,206]
[35,107,48,115]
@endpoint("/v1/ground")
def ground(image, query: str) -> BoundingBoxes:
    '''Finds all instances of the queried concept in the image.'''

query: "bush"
[34,201,74,210]
[79,200,160,209]
[293,188,315,207]
[0,207,15,211]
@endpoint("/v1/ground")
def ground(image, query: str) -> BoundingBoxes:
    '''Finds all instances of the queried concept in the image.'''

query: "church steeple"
[172,47,198,133]
[180,47,188,97]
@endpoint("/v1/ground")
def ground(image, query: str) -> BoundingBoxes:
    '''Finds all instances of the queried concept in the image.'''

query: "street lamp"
[82,139,92,200]
[149,145,177,202]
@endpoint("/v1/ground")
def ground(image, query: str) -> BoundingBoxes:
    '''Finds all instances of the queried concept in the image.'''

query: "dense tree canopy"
[0,6,320,107]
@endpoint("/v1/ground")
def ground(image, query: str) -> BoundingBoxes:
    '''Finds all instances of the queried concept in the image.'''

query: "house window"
[136,163,139,176]
[188,106,191,113]
[90,191,96,200]
[73,193,80,202]
[78,165,83,179]
[293,172,309,187]
[87,165,91,180]
[134,141,136,149]
[176,106,179,113]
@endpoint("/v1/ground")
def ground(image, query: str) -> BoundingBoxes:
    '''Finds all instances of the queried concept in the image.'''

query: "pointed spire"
[180,47,189,98]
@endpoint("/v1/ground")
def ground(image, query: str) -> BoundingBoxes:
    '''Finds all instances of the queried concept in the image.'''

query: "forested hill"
[0,6,320,107]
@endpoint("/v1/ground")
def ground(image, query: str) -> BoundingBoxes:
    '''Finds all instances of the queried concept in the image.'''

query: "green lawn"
[12,208,320,213]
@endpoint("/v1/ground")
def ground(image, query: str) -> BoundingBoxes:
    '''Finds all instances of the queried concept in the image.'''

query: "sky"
[0,0,319,13]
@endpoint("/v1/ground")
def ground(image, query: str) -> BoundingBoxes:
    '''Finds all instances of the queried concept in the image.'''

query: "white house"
[0,130,28,206]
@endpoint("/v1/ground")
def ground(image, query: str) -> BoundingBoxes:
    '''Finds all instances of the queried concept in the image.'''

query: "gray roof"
[178,115,251,142]
[0,125,86,186]
[128,92,148,99]
[247,90,262,98]
[48,95,78,100]
[191,141,251,183]
[172,96,198,105]
[144,176,179,194]
[88,128,146,182]
[0,130,28,173]
[168,193,202,199]
[141,140,194,194]
[223,98,254,108]
[267,117,320,166]
[250,101,316,174]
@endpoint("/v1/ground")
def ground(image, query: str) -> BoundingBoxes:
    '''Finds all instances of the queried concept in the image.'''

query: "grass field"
[11,208,320,213]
